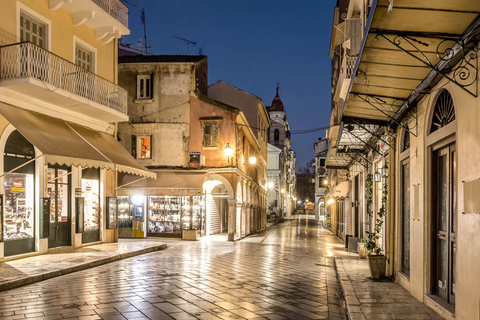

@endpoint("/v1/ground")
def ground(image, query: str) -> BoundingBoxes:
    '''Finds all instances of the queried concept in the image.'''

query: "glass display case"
[148,196,182,237]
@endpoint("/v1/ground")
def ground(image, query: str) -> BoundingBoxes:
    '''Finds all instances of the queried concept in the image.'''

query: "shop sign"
[12,181,24,192]
[85,186,91,191]
[75,188,82,197]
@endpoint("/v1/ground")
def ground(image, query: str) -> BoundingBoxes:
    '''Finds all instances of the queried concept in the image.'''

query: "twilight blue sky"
[122,0,335,169]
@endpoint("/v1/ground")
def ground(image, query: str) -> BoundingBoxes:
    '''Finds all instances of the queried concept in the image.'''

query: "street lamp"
[249,156,257,165]
[281,188,285,194]
[224,143,233,165]
[326,198,334,205]
[268,181,274,189]
[323,179,328,185]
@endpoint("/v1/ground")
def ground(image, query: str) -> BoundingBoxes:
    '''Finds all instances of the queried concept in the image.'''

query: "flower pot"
[367,255,386,279]
[358,243,368,259]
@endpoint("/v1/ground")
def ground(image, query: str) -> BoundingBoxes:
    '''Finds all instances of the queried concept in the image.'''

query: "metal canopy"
[340,0,480,131]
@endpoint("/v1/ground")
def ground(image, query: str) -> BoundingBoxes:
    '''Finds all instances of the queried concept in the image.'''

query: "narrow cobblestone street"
[0,216,350,320]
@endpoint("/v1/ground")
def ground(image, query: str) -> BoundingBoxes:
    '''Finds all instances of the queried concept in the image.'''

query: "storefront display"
[145,195,205,238]
[82,168,100,243]
[106,197,117,229]
[148,196,182,237]
[118,196,132,238]
[82,179,99,232]
[4,173,34,241]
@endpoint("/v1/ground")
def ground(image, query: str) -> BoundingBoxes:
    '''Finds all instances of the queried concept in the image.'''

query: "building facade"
[0,0,158,260]
[313,138,328,223]
[265,87,297,218]
[325,0,480,318]
[117,57,267,241]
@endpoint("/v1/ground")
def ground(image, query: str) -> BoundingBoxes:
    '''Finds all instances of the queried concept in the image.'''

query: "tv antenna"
[174,36,197,54]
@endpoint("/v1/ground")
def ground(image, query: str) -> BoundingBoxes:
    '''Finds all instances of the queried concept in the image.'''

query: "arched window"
[430,89,455,133]
[402,130,410,152]
[3,130,35,254]
[274,129,280,141]
[5,130,35,157]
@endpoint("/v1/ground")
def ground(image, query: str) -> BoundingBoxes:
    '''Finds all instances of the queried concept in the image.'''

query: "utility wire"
[237,124,330,135]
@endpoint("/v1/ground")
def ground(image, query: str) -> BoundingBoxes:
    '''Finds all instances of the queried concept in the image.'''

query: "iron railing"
[342,54,357,79]
[92,0,128,28]
[0,42,127,114]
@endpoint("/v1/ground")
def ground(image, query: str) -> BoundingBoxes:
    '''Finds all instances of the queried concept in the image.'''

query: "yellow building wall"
[0,0,116,83]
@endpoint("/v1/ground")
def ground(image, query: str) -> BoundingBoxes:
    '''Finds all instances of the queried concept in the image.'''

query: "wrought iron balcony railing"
[0,42,127,114]
[342,54,356,79]
[92,0,128,28]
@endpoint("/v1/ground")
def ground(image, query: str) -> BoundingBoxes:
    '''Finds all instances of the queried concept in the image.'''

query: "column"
[227,198,236,241]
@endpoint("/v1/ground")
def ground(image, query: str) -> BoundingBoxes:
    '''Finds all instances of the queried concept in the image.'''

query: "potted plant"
[364,173,387,279]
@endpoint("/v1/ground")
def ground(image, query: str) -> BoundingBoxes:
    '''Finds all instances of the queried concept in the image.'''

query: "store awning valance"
[330,180,350,199]
[0,103,156,179]
[117,172,206,196]
[341,0,480,126]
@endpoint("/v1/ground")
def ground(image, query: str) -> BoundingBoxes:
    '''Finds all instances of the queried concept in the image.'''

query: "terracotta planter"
[367,255,386,279]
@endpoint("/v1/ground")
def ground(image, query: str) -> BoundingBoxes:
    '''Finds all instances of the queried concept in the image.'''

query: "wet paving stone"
[0,216,350,319]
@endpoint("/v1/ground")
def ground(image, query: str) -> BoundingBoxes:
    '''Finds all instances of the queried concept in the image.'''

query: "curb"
[0,243,167,292]
[334,257,365,320]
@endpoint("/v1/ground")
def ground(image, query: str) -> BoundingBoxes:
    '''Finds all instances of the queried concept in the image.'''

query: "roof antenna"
[141,8,148,54]
[174,36,197,55]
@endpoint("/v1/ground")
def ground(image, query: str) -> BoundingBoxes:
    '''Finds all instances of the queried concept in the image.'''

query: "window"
[430,90,455,133]
[132,135,152,159]
[20,12,47,49]
[274,129,280,141]
[75,45,94,72]
[137,75,152,99]
[203,122,219,148]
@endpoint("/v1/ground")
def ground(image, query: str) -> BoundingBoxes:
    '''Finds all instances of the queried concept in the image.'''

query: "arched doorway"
[203,174,234,238]
[3,130,36,256]
[427,89,456,307]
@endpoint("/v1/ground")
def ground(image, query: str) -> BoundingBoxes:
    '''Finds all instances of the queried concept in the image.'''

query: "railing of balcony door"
[91,0,128,27]
[0,42,127,114]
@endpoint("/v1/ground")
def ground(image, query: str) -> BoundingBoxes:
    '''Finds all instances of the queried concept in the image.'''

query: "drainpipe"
[387,138,396,276]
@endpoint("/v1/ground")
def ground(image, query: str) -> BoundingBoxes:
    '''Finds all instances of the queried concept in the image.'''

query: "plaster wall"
[189,96,237,167]
[394,77,480,319]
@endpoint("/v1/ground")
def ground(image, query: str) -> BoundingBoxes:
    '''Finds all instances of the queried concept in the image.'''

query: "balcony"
[333,54,357,102]
[0,42,128,122]
[50,0,130,43]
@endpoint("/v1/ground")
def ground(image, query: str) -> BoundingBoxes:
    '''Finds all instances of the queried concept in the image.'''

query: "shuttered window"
[75,45,94,72]
[202,121,219,148]
[20,12,47,49]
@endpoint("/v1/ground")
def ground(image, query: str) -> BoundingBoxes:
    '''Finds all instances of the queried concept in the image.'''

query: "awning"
[329,180,350,199]
[0,103,156,179]
[117,171,206,196]
[341,0,480,128]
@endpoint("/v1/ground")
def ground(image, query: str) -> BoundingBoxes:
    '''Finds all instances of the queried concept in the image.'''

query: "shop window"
[132,135,152,159]
[75,44,94,72]
[3,130,35,245]
[20,12,47,49]
[82,168,100,236]
[137,75,152,99]
[203,121,219,148]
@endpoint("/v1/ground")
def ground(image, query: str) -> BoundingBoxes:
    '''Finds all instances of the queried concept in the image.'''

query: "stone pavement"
[335,257,444,320]
[0,239,167,292]
[0,216,353,320]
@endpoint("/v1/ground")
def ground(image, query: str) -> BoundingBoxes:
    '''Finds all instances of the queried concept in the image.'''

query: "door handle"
[56,225,59,229]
